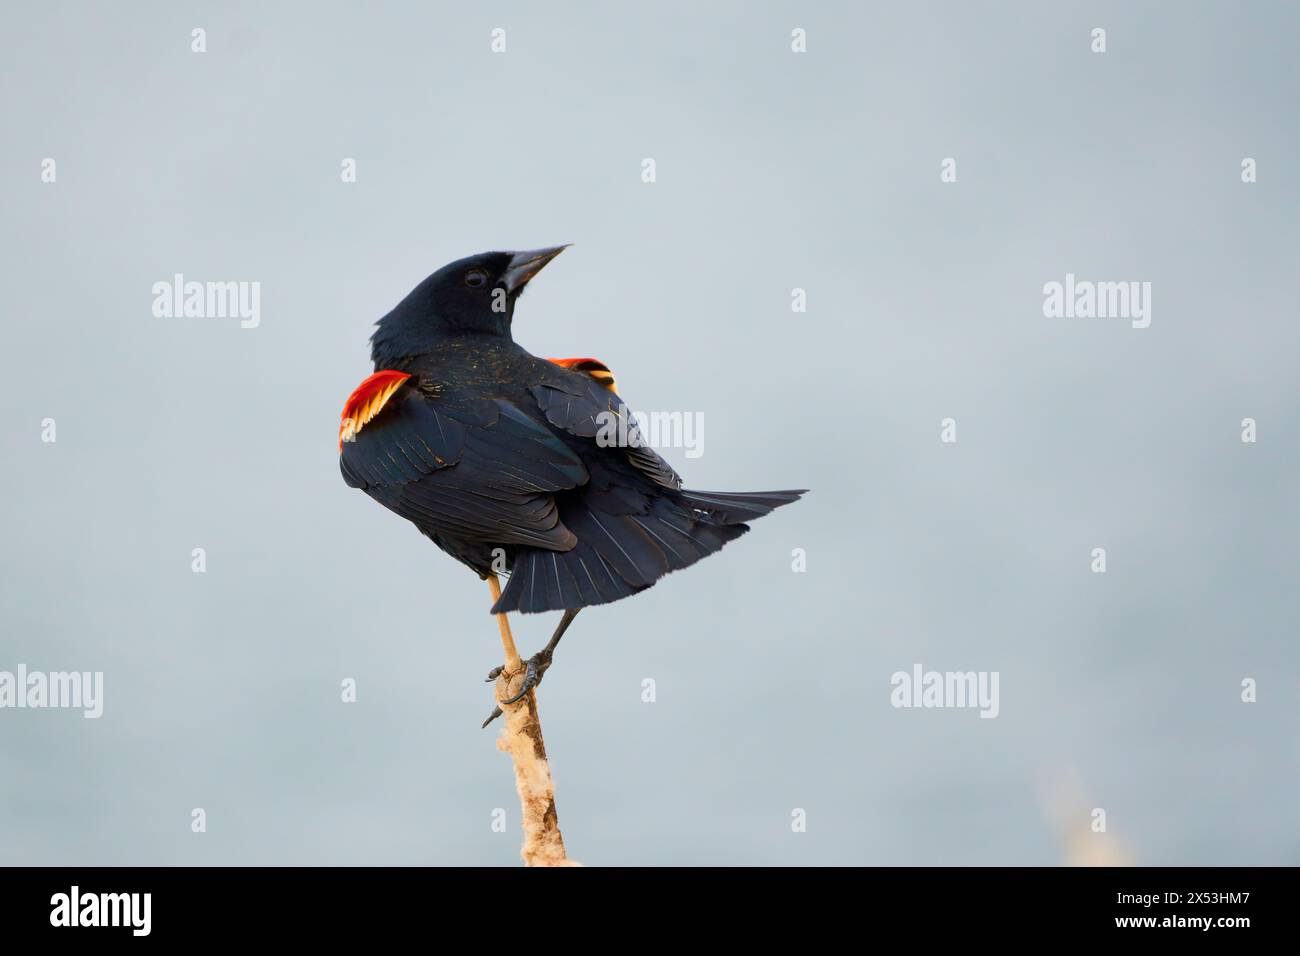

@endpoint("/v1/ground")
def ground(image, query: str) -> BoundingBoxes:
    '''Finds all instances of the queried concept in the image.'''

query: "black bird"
[339,247,804,723]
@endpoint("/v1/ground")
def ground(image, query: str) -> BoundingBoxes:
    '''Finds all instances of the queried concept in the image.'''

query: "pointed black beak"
[503,245,570,295]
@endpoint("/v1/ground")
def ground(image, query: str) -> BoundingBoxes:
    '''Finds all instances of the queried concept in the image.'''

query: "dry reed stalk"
[487,575,580,867]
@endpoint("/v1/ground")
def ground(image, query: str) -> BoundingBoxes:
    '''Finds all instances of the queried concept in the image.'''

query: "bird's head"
[370,245,568,365]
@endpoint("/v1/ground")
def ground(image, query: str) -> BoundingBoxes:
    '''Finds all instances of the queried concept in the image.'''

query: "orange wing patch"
[548,357,618,394]
[339,370,412,450]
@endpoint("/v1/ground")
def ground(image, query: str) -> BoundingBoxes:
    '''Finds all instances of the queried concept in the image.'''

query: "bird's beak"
[504,245,570,295]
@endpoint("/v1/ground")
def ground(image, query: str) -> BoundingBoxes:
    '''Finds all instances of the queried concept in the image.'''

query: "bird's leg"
[498,608,580,704]
[482,608,581,727]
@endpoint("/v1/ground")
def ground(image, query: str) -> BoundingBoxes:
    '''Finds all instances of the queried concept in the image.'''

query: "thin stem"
[483,581,577,866]
[486,574,521,672]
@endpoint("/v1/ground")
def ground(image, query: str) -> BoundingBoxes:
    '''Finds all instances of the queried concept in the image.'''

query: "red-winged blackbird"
[340,247,804,720]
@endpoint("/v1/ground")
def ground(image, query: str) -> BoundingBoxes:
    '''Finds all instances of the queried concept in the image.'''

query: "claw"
[500,656,541,706]
[498,650,554,706]
[481,610,575,726]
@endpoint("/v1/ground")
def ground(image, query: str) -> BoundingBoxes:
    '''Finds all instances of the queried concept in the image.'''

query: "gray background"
[2,1,1296,865]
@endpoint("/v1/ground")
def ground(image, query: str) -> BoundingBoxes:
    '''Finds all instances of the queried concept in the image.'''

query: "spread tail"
[492,488,806,613]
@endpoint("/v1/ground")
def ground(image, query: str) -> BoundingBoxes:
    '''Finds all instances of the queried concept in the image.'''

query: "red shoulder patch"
[548,357,618,394]
[339,370,412,450]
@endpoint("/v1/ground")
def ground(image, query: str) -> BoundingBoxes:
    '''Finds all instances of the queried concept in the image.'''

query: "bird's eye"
[465,269,488,288]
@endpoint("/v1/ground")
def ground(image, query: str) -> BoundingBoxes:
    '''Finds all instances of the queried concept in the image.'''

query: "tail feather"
[491,488,806,614]
[679,488,807,524]
[495,535,645,613]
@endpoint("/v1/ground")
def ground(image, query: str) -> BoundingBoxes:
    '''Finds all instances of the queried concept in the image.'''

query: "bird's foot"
[480,649,554,728]
[500,649,553,704]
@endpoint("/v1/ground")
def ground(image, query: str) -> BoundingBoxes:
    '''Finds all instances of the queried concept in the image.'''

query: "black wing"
[340,381,588,555]
[530,371,683,491]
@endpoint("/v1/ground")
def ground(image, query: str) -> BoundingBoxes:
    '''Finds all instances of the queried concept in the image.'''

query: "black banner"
[0,866,1281,940]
